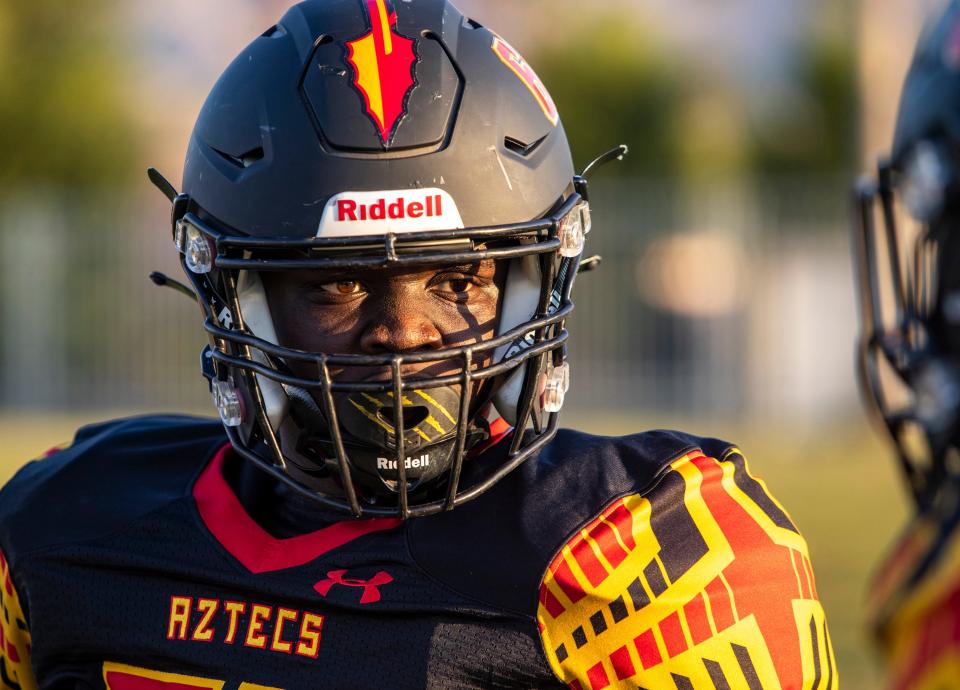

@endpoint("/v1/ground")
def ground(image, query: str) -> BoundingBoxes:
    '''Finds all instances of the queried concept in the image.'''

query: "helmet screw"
[184,227,215,274]
[174,218,189,251]
[212,379,244,427]
[558,202,590,257]
[542,362,571,413]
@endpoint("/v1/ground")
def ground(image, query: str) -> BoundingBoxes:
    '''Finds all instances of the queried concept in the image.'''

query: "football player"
[0,1,834,688]
[856,2,960,688]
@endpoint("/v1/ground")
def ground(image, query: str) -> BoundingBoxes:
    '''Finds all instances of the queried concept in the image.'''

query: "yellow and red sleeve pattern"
[869,498,960,690]
[538,448,835,690]
[0,549,36,690]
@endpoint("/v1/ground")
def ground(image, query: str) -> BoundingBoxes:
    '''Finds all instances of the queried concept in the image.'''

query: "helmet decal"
[491,36,559,127]
[317,188,464,236]
[346,0,419,146]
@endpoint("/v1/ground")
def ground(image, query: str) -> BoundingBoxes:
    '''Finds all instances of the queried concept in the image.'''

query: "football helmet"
[855,0,960,509]
[149,0,606,518]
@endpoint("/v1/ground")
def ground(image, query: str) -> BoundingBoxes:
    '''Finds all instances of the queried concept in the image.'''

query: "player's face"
[261,259,507,381]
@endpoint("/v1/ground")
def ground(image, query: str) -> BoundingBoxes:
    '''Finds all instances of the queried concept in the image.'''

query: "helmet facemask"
[854,142,960,508]
[163,180,591,518]
[146,0,628,518]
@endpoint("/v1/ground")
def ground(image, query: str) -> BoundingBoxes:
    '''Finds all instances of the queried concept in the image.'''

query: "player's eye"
[444,278,473,293]
[317,280,365,296]
[430,272,488,303]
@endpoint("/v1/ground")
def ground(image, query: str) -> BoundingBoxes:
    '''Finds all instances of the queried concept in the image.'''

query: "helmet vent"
[464,18,483,30]
[210,145,265,169]
[261,24,287,39]
[504,134,548,158]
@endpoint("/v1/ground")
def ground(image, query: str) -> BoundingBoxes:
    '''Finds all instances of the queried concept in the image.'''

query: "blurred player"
[1,1,833,687]
[856,2,960,688]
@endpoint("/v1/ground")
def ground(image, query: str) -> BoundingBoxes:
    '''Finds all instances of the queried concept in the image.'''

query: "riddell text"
[336,195,443,222]
[166,595,325,659]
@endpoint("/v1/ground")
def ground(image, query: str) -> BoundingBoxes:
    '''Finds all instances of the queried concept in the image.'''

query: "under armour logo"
[314,569,394,605]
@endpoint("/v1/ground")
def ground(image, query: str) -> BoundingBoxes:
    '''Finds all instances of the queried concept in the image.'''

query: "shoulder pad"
[409,428,738,614]
[538,446,836,689]
[0,415,225,560]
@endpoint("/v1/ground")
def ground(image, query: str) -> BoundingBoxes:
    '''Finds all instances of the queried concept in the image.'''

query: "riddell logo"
[377,454,430,471]
[317,188,463,237]
[337,195,443,222]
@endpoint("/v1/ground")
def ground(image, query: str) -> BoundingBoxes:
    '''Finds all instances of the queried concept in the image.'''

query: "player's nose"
[359,296,443,354]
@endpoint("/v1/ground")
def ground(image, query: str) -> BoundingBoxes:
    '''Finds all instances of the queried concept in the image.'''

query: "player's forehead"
[262,259,499,285]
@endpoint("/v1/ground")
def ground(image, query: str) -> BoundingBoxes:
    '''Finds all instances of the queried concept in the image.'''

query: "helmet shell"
[182,0,575,236]
[893,1,960,166]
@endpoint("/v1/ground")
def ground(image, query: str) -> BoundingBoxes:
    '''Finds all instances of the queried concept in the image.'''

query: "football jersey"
[869,482,960,690]
[0,415,835,689]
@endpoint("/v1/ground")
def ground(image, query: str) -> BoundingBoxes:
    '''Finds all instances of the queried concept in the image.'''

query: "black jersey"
[0,415,835,689]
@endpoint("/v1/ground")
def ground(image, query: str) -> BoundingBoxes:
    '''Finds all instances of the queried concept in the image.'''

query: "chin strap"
[148,167,178,201]
[148,271,199,302]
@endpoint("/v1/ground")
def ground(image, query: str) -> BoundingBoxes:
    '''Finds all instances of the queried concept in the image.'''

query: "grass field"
[0,409,905,688]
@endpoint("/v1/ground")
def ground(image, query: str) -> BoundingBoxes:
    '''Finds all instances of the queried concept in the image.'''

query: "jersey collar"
[192,444,401,574]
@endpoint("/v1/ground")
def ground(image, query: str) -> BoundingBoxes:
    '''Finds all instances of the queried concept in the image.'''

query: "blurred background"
[0,0,945,685]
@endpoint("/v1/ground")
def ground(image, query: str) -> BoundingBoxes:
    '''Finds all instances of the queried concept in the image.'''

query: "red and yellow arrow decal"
[492,35,559,127]
[346,0,418,145]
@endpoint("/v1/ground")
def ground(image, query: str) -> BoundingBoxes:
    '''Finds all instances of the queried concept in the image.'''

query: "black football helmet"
[855,0,960,510]
[149,0,612,518]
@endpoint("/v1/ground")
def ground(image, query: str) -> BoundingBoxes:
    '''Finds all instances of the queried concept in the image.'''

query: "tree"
[533,16,689,178]
[0,0,140,190]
